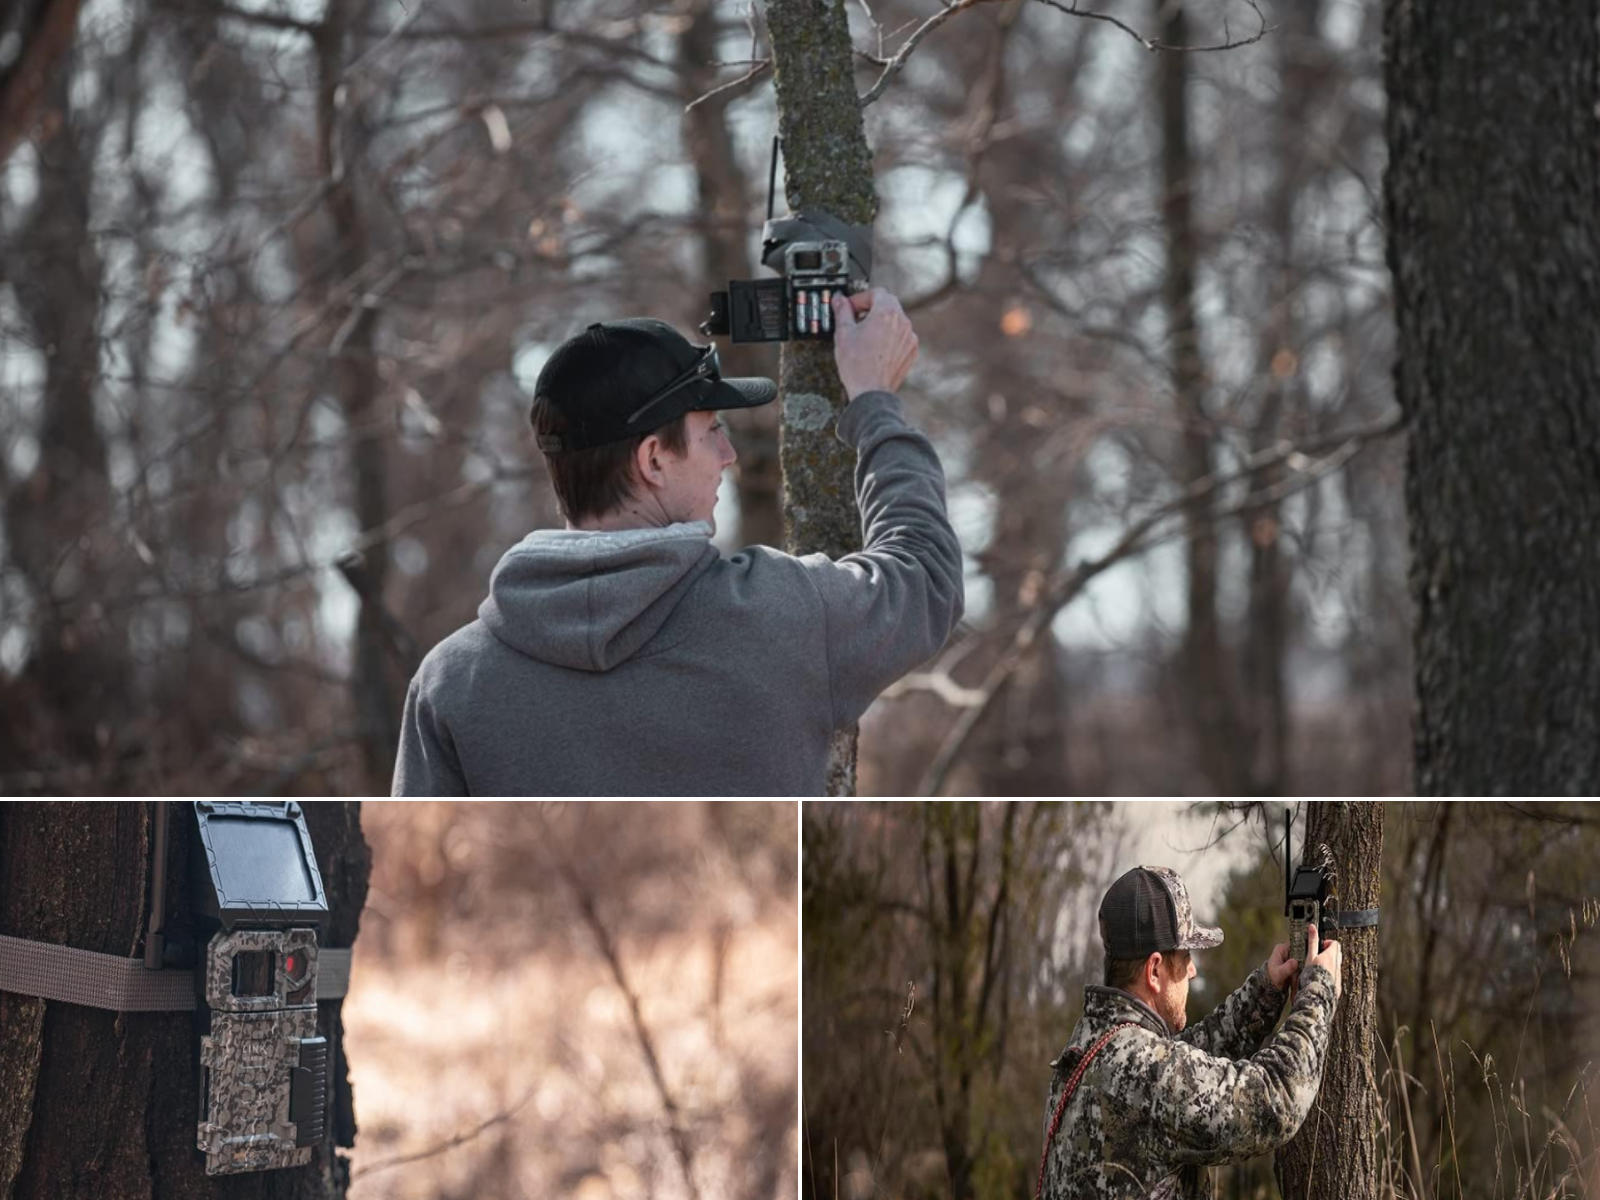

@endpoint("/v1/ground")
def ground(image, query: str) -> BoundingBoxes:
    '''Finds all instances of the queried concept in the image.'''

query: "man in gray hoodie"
[391,287,965,796]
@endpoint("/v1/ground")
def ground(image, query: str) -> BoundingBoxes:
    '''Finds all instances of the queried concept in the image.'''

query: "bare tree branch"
[859,0,1274,108]
[349,1087,539,1181]
[541,829,704,1200]
[914,410,1403,795]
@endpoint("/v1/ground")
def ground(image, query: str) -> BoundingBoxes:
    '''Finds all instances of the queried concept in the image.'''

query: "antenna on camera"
[767,135,781,223]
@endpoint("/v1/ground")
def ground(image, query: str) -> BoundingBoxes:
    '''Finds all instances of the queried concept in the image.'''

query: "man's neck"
[1102,984,1171,1035]
[567,502,670,533]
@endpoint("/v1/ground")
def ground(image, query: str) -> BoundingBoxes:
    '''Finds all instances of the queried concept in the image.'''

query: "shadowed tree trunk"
[0,801,369,1200]
[1385,0,1600,795]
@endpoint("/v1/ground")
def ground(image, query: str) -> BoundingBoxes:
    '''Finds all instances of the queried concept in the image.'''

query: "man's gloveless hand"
[832,287,918,400]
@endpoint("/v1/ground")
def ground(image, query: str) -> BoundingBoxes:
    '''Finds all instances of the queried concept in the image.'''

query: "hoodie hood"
[478,522,719,672]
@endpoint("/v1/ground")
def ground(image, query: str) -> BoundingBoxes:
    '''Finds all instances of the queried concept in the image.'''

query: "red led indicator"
[286,955,298,974]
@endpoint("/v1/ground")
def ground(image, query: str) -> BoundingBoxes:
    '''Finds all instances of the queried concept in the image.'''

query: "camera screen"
[793,250,821,270]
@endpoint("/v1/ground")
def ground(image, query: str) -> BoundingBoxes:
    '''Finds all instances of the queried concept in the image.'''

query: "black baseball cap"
[532,318,777,453]
[1098,865,1224,959]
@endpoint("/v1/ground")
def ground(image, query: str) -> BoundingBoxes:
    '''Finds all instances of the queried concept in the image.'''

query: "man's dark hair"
[530,397,689,523]
[1104,948,1190,989]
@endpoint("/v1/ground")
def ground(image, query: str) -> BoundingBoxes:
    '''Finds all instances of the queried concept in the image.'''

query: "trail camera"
[191,801,329,1175]
[700,138,871,344]
[1283,807,1337,975]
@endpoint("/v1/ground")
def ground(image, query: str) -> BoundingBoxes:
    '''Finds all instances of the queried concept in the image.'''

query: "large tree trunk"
[1274,800,1381,1200]
[1385,0,1600,794]
[764,0,878,796]
[0,802,369,1199]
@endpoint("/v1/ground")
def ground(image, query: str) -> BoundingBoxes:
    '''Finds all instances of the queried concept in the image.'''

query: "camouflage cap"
[1099,865,1224,958]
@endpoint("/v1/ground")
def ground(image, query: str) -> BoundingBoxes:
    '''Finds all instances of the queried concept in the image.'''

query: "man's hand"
[831,287,918,400]
[1304,922,1343,1000]
[1267,941,1298,992]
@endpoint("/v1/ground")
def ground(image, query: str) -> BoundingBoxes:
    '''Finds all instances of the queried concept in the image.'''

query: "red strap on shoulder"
[1035,1022,1139,1200]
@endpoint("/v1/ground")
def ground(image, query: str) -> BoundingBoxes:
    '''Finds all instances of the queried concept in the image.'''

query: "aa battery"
[809,288,820,336]
[821,288,832,334]
[794,289,807,336]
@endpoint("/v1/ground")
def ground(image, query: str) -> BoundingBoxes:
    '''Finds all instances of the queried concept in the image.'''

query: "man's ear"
[633,434,667,491]
[1146,952,1163,991]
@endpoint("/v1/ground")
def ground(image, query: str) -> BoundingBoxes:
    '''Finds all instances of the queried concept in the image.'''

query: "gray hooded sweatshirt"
[391,390,964,796]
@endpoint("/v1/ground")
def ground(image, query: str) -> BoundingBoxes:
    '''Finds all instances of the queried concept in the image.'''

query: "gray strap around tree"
[1335,908,1380,928]
[0,934,352,1011]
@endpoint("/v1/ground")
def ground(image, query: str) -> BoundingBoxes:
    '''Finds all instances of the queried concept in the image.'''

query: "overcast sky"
[1111,800,1270,918]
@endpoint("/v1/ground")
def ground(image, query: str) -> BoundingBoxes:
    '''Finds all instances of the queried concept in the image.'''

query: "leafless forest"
[3,0,1600,800]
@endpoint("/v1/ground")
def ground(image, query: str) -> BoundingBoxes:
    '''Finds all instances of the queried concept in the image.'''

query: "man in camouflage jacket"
[1039,865,1343,1200]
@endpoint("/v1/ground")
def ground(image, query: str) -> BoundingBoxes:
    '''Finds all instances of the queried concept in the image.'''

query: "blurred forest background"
[344,800,797,1200]
[802,800,1600,1200]
[0,0,1401,797]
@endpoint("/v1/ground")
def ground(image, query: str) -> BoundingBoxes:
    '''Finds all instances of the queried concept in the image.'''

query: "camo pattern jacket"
[1039,962,1338,1200]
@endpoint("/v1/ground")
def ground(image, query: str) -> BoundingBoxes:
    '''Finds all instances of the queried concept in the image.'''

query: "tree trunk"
[1274,800,1382,1200]
[968,4,1072,798]
[0,801,369,1199]
[0,65,124,776]
[1385,0,1600,794]
[1156,0,1247,795]
[677,0,786,551]
[1240,0,1324,798]
[313,5,401,793]
[764,0,878,796]
[0,0,83,163]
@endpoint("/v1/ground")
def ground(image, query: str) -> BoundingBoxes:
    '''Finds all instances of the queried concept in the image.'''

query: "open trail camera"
[191,801,329,1175]
[700,137,872,344]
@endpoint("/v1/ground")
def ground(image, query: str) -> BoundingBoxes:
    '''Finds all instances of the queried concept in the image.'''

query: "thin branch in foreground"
[859,0,1273,108]
[684,59,770,113]
[1032,0,1273,53]
[349,1086,538,1180]
[539,828,703,1200]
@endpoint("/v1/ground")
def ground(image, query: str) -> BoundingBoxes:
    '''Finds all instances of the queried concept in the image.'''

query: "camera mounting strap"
[1333,908,1380,928]
[0,934,352,1011]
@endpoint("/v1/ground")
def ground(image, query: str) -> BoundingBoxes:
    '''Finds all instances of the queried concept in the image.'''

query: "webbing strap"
[0,934,352,1011]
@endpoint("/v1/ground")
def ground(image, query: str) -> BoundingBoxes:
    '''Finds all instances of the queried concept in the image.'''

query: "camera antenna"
[767,135,781,222]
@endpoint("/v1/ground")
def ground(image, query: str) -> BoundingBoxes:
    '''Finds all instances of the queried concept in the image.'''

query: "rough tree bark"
[0,801,370,1200]
[764,0,878,796]
[1274,800,1381,1200]
[1385,0,1600,794]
